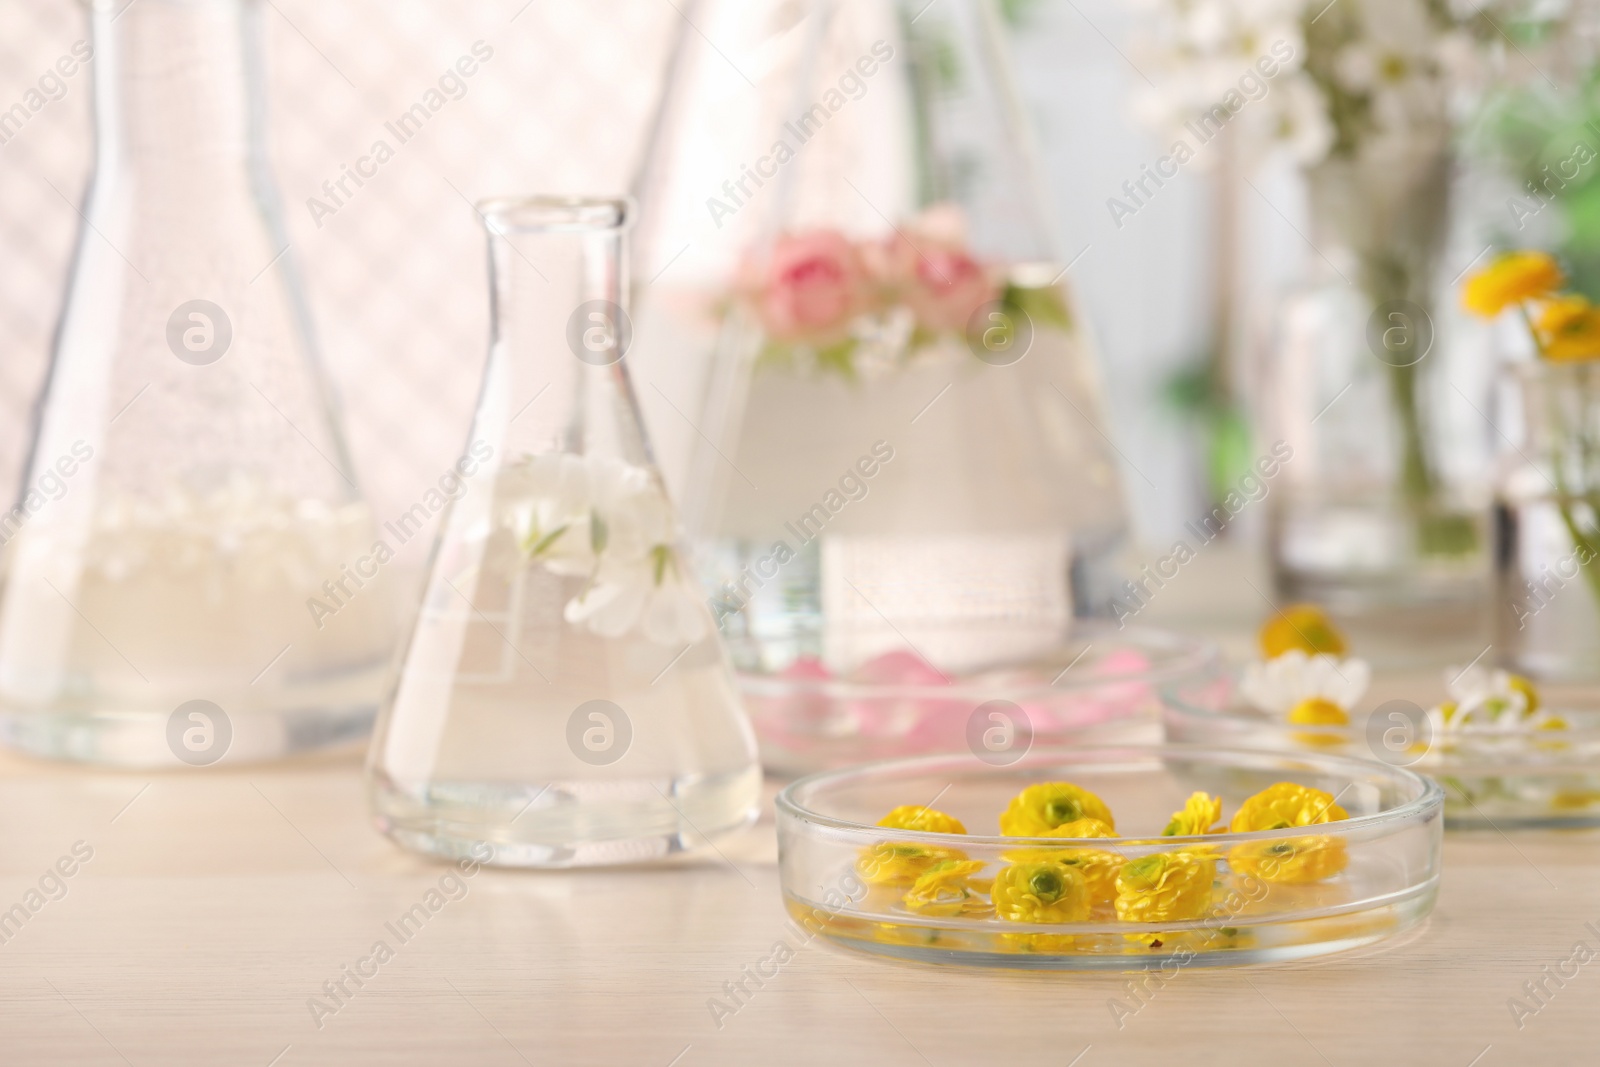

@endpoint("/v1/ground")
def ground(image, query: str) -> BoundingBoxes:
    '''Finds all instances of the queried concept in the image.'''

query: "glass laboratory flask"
[630,0,1129,678]
[0,0,395,766]
[366,197,761,867]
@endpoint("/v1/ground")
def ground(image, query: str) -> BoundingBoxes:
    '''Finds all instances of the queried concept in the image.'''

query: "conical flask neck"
[477,198,653,468]
[87,0,269,195]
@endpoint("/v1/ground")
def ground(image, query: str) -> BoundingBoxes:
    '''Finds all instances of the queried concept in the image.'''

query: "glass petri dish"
[776,744,1441,969]
[1164,672,1600,829]
[736,624,1218,775]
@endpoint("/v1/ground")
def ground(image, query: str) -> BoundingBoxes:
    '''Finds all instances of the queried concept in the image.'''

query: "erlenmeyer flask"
[0,0,395,766]
[366,197,760,867]
[630,0,1129,675]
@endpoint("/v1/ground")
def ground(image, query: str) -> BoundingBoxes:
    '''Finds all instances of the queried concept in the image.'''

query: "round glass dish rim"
[1161,674,1600,743]
[774,743,1445,847]
[740,625,1219,702]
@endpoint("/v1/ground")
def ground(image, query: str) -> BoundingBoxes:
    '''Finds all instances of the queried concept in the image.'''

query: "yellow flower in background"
[1114,852,1216,923]
[1258,604,1347,659]
[1551,789,1600,811]
[877,805,967,835]
[901,859,989,916]
[1462,251,1564,317]
[1286,697,1349,728]
[999,782,1115,836]
[1287,696,1350,748]
[857,842,968,887]
[1536,294,1600,361]
[992,860,1092,923]
[1163,792,1223,837]
[1507,674,1541,716]
[1230,782,1348,832]
[1228,835,1347,884]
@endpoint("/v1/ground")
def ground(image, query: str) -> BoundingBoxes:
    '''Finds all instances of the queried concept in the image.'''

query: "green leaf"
[997,0,1044,26]
[522,522,570,558]
[1000,283,1072,333]
[813,339,859,382]
[1416,512,1480,558]
[1160,362,1214,415]
[650,543,673,586]
[589,509,608,555]
[1207,410,1253,506]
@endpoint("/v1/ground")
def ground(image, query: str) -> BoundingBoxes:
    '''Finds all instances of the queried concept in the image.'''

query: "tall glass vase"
[630,0,1128,679]
[1495,361,1600,682]
[1266,145,1491,657]
[366,198,760,867]
[0,0,394,766]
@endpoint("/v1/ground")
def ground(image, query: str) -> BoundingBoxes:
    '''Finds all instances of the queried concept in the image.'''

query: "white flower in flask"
[513,453,598,576]
[515,452,708,646]
[565,547,709,647]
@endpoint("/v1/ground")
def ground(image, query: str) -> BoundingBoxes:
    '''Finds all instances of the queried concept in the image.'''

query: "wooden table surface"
[1,555,1595,1066]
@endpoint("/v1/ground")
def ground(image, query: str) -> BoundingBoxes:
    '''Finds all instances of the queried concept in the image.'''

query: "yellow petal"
[1227,835,1347,884]
[999,782,1116,836]
[1114,851,1216,923]
[1229,782,1349,833]
[992,860,1092,923]
[1162,792,1224,837]
[1463,251,1564,317]
[876,805,966,835]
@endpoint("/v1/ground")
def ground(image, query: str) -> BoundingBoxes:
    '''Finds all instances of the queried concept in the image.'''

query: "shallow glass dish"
[735,624,1216,775]
[1165,673,1600,829]
[775,745,1441,970]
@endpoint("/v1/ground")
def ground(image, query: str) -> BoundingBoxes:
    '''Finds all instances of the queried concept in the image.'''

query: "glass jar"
[0,0,394,765]
[1495,360,1600,681]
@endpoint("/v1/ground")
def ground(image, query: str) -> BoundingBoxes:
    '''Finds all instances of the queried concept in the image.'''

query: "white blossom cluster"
[1128,0,1583,170]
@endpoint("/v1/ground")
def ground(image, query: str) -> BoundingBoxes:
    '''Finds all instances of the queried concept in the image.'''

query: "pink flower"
[879,203,998,334]
[744,230,868,343]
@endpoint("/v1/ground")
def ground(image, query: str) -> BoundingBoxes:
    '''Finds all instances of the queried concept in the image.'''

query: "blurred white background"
[0,0,1321,563]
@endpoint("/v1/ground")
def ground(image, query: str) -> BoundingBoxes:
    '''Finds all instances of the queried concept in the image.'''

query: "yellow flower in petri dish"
[1227,835,1347,884]
[1001,818,1123,903]
[857,842,969,887]
[1258,603,1347,659]
[1230,782,1348,833]
[1163,792,1223,837]
[1536,294,1600,361]
[992,860,1092,923]
[901,859,989,917]
[869,922,940,947]
[1043,816,1117,839]
[876,805,967,835]
[1051,848,1126,904]
[1114,851,1216,923]
[1462,251,1564,317]
[1000,932,1080,953]
[999,782,1115,836]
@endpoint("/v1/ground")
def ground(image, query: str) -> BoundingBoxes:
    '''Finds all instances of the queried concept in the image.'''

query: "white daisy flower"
[1445,666,1532,719]
[1239,649,1370,725]
[1431,666,1564,737]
